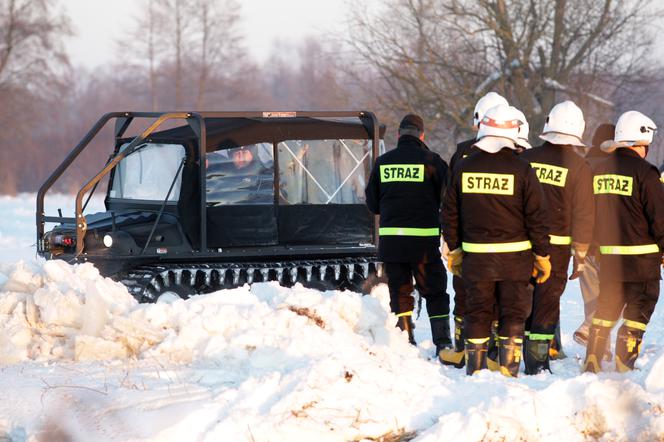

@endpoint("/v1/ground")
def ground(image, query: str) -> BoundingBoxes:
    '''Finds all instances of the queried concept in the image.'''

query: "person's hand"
[532,255,551,284]
[447,248,463,277]
[441,238,450,261]
[570,242,589,280]
[569,254,586,280]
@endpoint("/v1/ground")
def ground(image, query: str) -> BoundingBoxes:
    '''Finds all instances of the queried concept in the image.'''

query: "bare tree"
[347,0,659,155]
[147,0,160,110]
[0,0,71,194]
[194,0,243,108]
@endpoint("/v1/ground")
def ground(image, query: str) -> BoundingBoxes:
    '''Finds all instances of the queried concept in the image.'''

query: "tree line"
[0,0,661,194]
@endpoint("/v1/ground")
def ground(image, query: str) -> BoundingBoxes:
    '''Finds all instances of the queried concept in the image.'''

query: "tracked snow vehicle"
[37,111,385,302]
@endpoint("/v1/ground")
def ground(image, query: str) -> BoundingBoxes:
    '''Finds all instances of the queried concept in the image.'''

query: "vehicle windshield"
[109,143,185,202]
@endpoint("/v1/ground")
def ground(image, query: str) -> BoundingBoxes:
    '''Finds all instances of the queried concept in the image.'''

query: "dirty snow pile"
[0,258,664,441]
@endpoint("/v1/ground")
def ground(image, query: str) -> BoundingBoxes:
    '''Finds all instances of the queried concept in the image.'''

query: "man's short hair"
[399,126,423,138]
[399,113,424,138]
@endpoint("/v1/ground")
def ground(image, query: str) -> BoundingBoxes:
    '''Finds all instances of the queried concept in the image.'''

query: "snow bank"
[1,259,664,441]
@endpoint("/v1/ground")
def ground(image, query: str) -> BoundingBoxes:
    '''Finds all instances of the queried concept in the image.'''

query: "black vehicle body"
[37,111,384,301]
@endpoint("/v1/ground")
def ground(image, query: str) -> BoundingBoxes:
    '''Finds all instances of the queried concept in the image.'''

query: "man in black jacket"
[573,123,615,348]
[365,114,451,354]
[442,104,551,377]
[520,101,595,374]
[583,111,664,373]
[444,92,509,367]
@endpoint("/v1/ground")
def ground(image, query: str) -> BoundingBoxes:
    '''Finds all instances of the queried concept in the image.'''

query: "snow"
[1,195,664,441]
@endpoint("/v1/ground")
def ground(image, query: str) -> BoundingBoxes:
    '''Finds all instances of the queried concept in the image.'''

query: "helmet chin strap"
[628,144,648,158]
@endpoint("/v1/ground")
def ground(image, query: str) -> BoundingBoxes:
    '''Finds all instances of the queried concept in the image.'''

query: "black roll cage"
[36,111,380,256]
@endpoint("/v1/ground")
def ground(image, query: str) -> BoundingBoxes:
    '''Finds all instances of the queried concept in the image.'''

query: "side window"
[206,143,274,206]
[278,139,373,204]
[110,143,185,202]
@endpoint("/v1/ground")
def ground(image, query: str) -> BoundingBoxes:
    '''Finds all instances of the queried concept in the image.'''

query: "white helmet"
[512,107,532,149]
[539,100,586,147]
[475,104,523,153]
[600,111,657,152]
[473,92,509,128]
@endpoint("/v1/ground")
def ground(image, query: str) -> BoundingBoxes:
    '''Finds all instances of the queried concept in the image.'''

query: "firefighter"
[365,114,451,353]
[441,92,509,368]
[442,104,551,377]
[583,110,664,373]
[520,101,595,374]
[574,123,615,348]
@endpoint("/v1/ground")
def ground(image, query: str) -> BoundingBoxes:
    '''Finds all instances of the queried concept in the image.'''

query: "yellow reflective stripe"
[531,162,569,187]
[599,244,659,255]
[462,172,515,195]
[429,314,449,319]
[396,311,413,317]
[623,319,647,331]
[468,337,490,344]
[528,333,554,341]
[379,227,440,236]
[380,164,424,182]
[594,174,633,196]
[592,318,616,328]
[462,240,532,253]
[549,235,572,245]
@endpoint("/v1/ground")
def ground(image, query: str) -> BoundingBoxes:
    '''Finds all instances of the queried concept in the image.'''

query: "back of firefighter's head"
[539,100,586,147]
[474,104,524,153]
[600,111,657,158]
[399,114,425,141]
[473,92,509,129]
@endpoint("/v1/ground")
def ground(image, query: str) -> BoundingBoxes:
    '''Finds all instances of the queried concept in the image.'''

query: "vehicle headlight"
[103,234,113,248]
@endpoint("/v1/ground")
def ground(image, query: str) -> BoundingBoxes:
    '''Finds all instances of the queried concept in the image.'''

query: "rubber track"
[115,257,382,303]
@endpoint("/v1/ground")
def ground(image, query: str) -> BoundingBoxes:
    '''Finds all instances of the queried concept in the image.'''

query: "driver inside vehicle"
[206,143,274,206]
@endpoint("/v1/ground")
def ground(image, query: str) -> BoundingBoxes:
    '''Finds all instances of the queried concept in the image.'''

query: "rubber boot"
[615,324,644,372]
[498,336,523,377]
[487,320,500,372]
[430,315,453,357]
[582,325,611,373]
[524,337,551,375]
[397,315,416,346]
[440,316,465,367]
[549,322,567,360]
[465,338,489,376]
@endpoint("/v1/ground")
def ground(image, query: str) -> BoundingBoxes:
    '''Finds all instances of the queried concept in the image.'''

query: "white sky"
[63,0,352,68]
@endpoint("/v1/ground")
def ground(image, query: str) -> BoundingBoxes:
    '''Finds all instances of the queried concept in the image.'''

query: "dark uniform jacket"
[449,138,476,174]
[521,142,595,276]
[365,135,448,263]
[442,148,550,281]
[584,146,610,256]
[593,149,664,281]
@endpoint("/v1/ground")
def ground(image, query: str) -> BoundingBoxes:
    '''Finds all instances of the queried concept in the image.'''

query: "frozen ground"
[0,194,663,441]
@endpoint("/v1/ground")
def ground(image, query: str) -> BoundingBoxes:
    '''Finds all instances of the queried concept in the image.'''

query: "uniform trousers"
[385,261,449,317]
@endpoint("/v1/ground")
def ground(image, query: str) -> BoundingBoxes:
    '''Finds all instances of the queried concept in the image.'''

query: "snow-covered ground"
[1,194,663,441]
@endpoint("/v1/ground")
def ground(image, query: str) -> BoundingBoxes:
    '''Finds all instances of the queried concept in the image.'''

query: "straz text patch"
[380,164,425,182]
[594,174,633,196]
[462,172,515,195]
[531,162,568,187]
